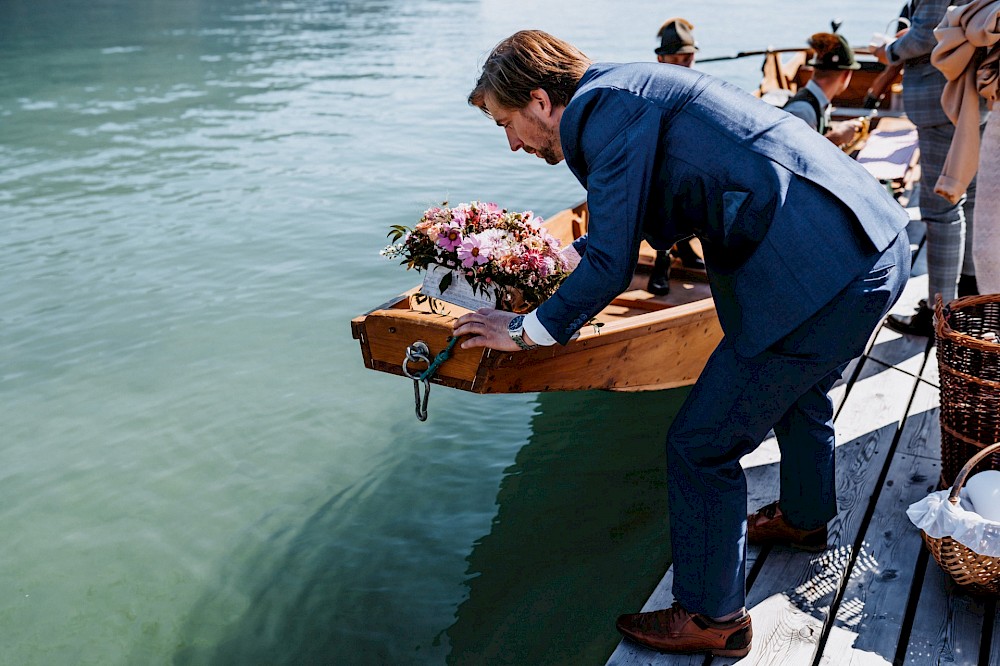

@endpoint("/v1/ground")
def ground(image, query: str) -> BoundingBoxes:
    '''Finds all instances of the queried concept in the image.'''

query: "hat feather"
[808,32,841,57]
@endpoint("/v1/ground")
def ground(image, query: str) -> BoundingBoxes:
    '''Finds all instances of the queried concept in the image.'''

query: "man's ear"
[528,88,554,117]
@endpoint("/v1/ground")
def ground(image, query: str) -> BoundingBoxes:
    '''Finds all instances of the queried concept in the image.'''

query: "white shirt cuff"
[523,310,557,346]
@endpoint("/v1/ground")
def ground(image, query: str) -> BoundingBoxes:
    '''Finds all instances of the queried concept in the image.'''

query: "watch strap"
[508,315,538,350]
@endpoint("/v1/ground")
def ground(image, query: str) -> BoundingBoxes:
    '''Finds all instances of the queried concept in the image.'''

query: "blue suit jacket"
[535,63,910,357]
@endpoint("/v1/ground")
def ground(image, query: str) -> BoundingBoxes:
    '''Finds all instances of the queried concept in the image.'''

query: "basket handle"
[948,441,1000,504]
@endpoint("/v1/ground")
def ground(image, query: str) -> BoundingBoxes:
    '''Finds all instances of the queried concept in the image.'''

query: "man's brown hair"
[468,30,591,115]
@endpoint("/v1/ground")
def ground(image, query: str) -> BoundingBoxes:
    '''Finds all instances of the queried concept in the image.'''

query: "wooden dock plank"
[711,364,917,666]
[608,357,925,665]
[818,380,941,665]
[896,377,940,461]
[922,343,939,389]
[864,270,929,381]
[901,558,987,665]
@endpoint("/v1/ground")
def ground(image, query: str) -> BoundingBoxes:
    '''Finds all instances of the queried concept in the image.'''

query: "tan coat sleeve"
[931,0,1000,203]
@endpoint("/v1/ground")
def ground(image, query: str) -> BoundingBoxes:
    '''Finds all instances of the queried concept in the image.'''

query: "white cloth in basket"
[908,488,1000,557]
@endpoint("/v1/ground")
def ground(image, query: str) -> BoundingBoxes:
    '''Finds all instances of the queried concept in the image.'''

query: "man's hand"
[453,308,530,351]
[874,28,908,65]
[825,119,863,147]
[873,43,890,65]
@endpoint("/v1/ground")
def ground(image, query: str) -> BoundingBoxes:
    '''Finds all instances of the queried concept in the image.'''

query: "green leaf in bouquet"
[387,225,409,242]
[438,270,453,293]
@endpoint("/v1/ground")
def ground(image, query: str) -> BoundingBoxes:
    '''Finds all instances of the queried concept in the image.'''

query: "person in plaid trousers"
[875,0,988,336]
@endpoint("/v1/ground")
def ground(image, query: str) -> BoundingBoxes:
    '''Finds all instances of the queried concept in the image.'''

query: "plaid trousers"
[917,122,978,304]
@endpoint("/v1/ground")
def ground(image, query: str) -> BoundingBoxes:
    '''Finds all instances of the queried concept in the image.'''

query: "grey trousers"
[918,123,978,304]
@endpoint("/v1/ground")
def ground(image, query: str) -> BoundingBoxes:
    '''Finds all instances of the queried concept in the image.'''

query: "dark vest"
[783,87,827,135]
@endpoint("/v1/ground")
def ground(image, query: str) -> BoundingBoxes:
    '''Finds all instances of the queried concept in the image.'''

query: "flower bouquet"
[383,201,572,312]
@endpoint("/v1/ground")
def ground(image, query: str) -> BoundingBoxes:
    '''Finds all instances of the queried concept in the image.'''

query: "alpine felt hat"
[807,32,861,71]
[655,19,698,56]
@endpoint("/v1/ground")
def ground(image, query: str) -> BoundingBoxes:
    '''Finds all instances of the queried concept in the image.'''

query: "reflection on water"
[168,388,687,665]
[446,389,689,665]
[166,396,537,666]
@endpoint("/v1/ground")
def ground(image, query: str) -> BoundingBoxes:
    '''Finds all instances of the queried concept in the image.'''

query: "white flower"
[477,228,512,257]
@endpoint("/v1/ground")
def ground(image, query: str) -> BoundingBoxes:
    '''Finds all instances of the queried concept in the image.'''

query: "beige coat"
[932,0,1000,203]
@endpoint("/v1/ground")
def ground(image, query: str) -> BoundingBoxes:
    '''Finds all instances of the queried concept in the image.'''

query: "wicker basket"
[934,294,1000,487]
[921,441,1000,596]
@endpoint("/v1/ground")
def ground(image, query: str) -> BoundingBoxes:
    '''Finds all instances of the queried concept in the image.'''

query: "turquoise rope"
[419,336,459,381]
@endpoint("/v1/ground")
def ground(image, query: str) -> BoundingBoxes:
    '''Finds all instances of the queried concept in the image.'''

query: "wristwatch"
[507,315,538,351]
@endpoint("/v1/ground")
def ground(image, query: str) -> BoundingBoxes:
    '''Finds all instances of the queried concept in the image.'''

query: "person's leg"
[772,366,845,530]
[648,249,671,295]
[886,124,964,334]
[666,343,847,618]
[674,237,706,269]
[667,230,908,619]
[974,116,1000,293]
[919,124,966,305]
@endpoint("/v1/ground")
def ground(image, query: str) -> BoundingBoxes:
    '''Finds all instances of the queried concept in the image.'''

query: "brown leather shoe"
[747,501,828,552]
[616,602,752,657]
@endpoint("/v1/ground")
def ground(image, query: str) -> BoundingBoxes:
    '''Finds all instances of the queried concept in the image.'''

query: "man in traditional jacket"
[783,32,866,146]
[454,30,909,657]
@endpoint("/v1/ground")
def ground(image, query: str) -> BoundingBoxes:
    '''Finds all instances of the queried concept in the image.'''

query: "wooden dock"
[607,218,1000,666]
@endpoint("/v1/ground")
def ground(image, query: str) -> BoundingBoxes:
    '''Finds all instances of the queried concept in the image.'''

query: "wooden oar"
[698,47,807,64]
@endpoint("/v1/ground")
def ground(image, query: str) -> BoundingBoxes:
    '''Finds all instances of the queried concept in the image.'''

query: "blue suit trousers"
[666,229,910,617]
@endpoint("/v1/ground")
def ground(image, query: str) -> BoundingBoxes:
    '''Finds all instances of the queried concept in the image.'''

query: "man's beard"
[525,113,563,164]
[538,146,561,165]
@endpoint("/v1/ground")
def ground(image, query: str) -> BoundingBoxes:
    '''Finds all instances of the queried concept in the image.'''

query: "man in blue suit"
[454,30,909,657]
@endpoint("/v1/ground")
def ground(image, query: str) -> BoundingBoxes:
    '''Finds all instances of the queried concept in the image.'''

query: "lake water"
[0,1,899,663]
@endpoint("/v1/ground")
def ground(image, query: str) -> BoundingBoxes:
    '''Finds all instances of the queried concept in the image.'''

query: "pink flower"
[437,222,463,252]
[519,249,551,277]
[458,235,489,268]
[390,201,571,310]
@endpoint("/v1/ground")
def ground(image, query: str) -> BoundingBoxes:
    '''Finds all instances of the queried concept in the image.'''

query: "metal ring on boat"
[402,341,431,379]
[403,341,432,421]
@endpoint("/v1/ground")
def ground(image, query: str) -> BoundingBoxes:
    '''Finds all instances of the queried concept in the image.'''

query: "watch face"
[508,315,524,332]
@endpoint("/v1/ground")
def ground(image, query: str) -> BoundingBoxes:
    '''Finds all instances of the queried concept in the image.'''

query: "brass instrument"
[840,116,871,154]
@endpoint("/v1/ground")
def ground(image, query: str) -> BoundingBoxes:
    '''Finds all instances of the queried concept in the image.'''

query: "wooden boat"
[352,43,921,396]
[352,201,721,394]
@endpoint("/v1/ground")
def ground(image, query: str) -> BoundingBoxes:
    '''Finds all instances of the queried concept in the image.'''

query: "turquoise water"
[1,1,895,663]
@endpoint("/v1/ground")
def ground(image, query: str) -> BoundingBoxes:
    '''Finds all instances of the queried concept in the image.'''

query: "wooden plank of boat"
[351,201,721,394]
